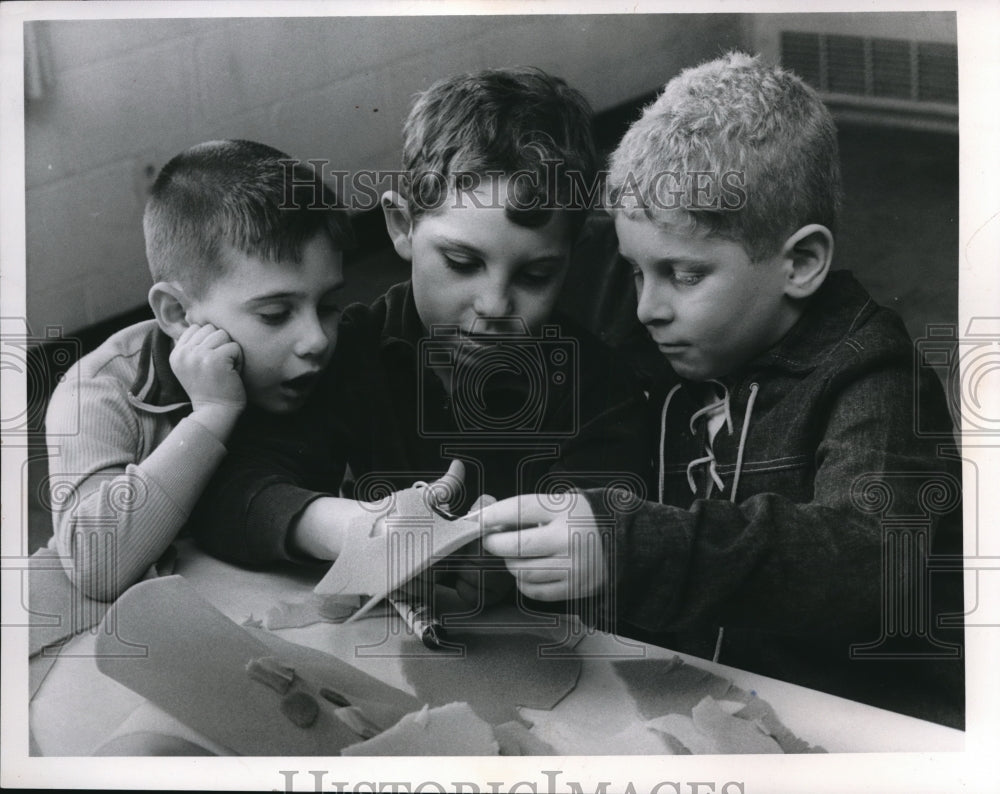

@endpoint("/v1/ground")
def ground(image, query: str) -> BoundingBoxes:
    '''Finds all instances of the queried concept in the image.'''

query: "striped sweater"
[44,320,228,600]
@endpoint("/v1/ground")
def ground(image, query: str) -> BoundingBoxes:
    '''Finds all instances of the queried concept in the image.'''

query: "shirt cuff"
[244,482,329,563]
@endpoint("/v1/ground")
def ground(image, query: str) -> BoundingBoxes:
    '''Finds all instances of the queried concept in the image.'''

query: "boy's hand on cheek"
[478,494,606,602]
[170,322,246,440]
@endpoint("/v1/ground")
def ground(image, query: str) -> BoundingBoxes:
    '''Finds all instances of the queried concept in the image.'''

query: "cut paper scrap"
[494,721,557,756]
[612,656,824,754]
[314,485,485,604]
[733,695,825,754]
[691,695,784,753]
[645,696,784,754]
[342,702,499,756]
[95,575,420,755]
[262,593,370,630]
[612,656,740,718]
[243,624,423,732]
[402,620,582,726]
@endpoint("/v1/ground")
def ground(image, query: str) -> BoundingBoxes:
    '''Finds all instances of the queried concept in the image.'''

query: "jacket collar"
[377,280,427,349]
[127,325,191,413]
[728,270,877,381]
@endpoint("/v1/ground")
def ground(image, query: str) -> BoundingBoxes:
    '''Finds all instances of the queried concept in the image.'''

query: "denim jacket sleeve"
[585,340,962,640]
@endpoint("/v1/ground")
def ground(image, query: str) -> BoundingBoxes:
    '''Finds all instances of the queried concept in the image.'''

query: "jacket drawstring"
[657,384,682,503]
[685,381,732,498]
[713,382,759,663]
[657,381,760,664]
[729,382,759,505]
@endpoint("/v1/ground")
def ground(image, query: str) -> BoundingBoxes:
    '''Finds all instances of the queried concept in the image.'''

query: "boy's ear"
[780,224,834,299]
[381,190,413,261]
[148,281,191,340]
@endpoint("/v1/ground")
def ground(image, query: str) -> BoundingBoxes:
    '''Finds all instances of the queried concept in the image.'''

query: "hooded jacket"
[586,271,964,726]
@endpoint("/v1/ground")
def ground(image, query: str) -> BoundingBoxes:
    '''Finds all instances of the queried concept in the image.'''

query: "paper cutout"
[243,626,424,732]
[334,706,380,739]
[646,715,707,754]
[733,695,825,753]
[245,657,295,694]
[281,691,320,728]
[612,656,825,754]
[263,594,365,630]
[341,702,499,756]
[319,687,351,707]
[689,695,784,753]
[402,622,582,726]
[314,486,485,603]
[95,576,421,755]
[612,656,739,718]
[494,721,557,756]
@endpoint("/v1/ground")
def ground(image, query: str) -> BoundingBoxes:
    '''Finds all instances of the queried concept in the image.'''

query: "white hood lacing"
[656,380,761,662]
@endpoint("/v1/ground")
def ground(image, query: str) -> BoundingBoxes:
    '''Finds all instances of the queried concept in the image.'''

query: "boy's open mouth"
[281,372,320,394]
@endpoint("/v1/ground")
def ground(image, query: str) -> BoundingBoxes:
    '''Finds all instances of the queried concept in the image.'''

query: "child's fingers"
[482,523,563,558]
[505,560,566,583]
[218,341,244,372]
[425,459,465,507]
[176,323,202,346]
[516,580,567,602]
[473,494,560,531]
[186,322,217,345]
[198,328,233,349]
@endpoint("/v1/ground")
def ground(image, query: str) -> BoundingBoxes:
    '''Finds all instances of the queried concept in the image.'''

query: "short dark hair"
[143,139,354,294]
[401,67,598,237]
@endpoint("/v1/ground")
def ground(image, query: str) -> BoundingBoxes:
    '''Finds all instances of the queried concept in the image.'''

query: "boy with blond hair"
[480,53,963,724]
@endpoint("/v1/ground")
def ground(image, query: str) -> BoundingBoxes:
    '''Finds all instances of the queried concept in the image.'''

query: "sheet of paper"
[341,702,499,756]
[95,575,422,755]
[401,616,583,726]
[612,656,825,753]
[313,486,484,602]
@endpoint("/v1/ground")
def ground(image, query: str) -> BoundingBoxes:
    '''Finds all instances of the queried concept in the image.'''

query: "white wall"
[25,14,746,334]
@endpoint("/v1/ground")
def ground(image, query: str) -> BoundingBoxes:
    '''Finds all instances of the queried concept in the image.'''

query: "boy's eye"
[516,269,556,287]
[258,309,291,325]
[444,255,480,273]
[672,272,704,287]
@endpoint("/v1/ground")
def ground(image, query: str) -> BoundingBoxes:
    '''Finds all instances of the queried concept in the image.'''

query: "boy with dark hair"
[479,53,963,724]
[193,68,648,591]
[45,139,353,600]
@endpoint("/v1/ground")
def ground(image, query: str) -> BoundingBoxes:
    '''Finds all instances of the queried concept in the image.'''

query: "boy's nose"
[294,314,333,358]
[472,284,514,319]
[636,283,673,326]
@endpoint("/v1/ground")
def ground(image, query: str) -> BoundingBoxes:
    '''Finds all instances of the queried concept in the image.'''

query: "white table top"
[29,541,964,757]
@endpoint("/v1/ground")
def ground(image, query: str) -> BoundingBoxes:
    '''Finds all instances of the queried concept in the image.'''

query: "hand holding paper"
[313,461,488,603]
[478,493,607,602]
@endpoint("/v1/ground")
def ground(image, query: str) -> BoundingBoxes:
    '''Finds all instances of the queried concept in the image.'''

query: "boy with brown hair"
[45,139,353,600]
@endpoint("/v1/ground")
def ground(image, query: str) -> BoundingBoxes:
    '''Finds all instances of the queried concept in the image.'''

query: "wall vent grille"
[781,31,957,105]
